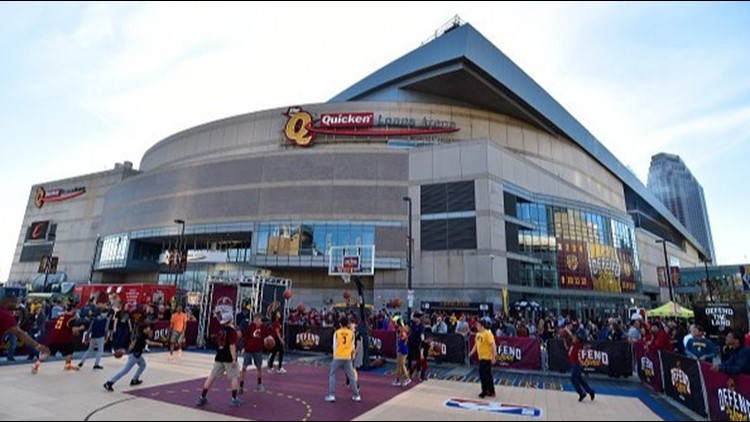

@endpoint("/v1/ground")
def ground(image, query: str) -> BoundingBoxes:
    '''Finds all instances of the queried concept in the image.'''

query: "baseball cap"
[220,311,234,325]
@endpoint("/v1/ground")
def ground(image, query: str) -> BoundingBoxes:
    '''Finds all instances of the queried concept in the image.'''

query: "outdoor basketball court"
[0,351,672,421]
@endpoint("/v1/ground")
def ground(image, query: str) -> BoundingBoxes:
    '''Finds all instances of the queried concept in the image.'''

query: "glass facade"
[506,192,641,296]
[256,221,375,256]
[96,233,129,269]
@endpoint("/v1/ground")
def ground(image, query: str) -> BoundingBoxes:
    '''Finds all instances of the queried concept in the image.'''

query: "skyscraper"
[648,153,715,260]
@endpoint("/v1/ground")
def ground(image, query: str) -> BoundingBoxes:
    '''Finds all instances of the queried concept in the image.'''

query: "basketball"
[392,298,402,308]
[343,290,351,300]
[264,336,276,350]
[114,349,125,359]
[283,289,293,300]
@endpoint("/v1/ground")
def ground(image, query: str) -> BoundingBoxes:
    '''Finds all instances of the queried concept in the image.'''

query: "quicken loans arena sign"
[283,107,460,147]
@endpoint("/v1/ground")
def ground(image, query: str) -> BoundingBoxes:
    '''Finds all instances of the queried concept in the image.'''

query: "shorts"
[243,352,263,369]
[48,343,74,357]
[211,361,239,379]
[169,330,185,344]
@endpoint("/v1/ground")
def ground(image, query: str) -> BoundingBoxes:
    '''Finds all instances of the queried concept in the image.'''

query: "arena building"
[9,23,710,318]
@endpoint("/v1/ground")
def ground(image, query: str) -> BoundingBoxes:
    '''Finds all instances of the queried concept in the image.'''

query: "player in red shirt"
[268,312,286,373]
[565,324,595,403]
[239,313,269,394]
[33,305,84,374]
[0,288,49,357]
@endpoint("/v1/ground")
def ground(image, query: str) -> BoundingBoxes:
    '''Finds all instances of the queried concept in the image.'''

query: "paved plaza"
[0,351,690,421]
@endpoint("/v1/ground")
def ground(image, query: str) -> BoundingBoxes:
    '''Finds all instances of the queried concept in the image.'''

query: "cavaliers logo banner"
[557,239,593,290]
[617,249,638,293]
[660,351,707,417]
[34,186,86,208]
[284,325,334,354]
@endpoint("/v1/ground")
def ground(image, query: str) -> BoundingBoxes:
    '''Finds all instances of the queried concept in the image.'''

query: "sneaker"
[401,378,412,387]
[352,395,361,402]
[268,368,276,373]
[31,363,40,375]
[391,380,401,386]
[93,365,104,370]
[238,386,244,395]
[479,392,487,398]
[196,396,208,407]
[277,367,287,374]
[103,382,114,392]
[130,379,143,386]
[77,362,83,368]
[578,393,587,402]
[229,398,242,407]
[324,395,336,402]
[590,391,596,401]
[255,384,265,393]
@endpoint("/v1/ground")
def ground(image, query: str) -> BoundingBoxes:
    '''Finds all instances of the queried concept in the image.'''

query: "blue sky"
[1,2,749,280]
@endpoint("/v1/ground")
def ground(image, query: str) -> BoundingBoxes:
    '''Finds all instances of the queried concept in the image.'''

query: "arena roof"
[330,23,709,260]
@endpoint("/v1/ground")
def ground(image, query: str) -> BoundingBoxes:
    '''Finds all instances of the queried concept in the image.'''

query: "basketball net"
[338,266,353,284]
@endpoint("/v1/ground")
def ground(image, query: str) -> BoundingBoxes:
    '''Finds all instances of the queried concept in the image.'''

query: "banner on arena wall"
[557,239,593,290]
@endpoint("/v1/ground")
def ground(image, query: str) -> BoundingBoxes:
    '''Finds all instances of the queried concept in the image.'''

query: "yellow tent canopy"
[647,301,694,319]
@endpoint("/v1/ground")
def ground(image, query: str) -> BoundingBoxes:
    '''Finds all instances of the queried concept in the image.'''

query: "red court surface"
[127,364,416,421]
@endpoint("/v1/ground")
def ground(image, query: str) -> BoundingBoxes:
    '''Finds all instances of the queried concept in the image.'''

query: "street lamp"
[402,196,413,318]
[703,258,712,301]
[174,219,186,288]
[655,239,674,302]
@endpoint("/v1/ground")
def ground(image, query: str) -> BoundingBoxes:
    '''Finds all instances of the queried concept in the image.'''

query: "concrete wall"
[635,228,702,302]
[10,166,139,284]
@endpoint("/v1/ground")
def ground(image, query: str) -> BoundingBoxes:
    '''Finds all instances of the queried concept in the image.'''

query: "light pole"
[655,239,674,303]
[703,258,712,301]
[402,196,413,318]
[174,219,186,288]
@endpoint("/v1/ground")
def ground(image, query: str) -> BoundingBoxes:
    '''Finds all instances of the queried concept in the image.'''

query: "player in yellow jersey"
[324,317,361,403]
[469,318,496,398]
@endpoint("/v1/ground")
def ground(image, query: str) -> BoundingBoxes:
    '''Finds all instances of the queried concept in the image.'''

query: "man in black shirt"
[197,312,241,407]
[103,323,162,391]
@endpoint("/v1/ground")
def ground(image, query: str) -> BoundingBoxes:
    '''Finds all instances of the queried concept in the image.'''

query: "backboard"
[328,245,375,277]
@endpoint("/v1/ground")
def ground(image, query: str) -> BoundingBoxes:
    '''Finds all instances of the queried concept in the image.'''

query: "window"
[256,222,377,256]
